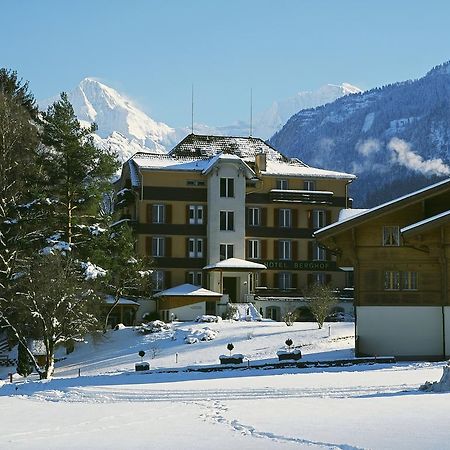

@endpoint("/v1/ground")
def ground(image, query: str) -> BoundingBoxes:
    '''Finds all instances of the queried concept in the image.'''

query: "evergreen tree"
[40,92,119,252]
[16,342,33,378]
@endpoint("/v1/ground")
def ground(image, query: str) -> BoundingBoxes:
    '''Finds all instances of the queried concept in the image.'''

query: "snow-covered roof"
[203,258,267,271]
[104,296,141,306]
[262,160,355,180]
[316,177,450,237]
[401,209,450,236]
[154,283,222,297]
[338,208,368,222]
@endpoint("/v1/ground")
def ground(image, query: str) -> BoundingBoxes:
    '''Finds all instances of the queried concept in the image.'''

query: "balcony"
[269,189,334,205]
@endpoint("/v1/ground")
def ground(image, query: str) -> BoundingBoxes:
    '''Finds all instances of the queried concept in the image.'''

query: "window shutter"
[145,237,151,256]
[308,241,313,260]
[307,210,312,228]
[274,273,280,289]
[326,210,332,226]
[185,271,190,283]
[307,274,314,287]
[186,238,190,257]
[147,204,152,223]
[165,237,172,257]
[261,208,267,226]
[326,249,331,261]
[292,241,298,260]
[246,208,250,225]
[291,273,298,289]
[274,208,280,227]
[203,205,207,222]
[326,274,332,285]
[261,240,267,259]
[292,209,298,228]
[273,240,279,259]
[165,271,171,289]
[246,240,250,258]
[166,205,172,224]
[259,272,267,287]
[186,205,190,224]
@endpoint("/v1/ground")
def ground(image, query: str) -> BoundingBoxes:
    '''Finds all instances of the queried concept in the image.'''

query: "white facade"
[356,306,448,358]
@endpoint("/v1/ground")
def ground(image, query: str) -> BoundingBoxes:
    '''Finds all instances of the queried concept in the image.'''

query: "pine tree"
[40,92,119,252]
[16,342,33,378]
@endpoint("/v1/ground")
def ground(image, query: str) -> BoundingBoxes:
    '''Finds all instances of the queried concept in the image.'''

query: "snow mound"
[139,320,171,334]
[420,361,450,392]
[195,315,222,323]
[184,327,218,344]
[229,303,262,321]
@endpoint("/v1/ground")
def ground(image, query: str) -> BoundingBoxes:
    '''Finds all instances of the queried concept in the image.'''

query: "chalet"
[115,134,355,321]
[315,178,450,360]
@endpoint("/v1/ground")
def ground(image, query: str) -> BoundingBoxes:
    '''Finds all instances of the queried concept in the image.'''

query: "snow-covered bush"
[184,327,218,344]
[184,336,199,344]
[195,315,222,323]
[139,320,171,334]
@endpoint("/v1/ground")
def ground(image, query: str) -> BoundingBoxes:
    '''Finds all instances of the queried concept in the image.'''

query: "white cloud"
[356,138,381,157]
[388,137,450,176]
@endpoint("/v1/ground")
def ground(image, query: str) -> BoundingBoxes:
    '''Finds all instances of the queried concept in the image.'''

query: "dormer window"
[383,226,400,246]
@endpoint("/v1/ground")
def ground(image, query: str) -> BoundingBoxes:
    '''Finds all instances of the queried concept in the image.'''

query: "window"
[220,178,234,197]
[187,180,205,186]
[279,209,292,228]
[278,272,292,289]
[276,179,288,190]
[383,226,400,246]
[304,180,315,191]
[188,238,203,258]
[312,243,326,261]
[279,240,291,260]
[384,271,400,290]
[248,207,261,226]
[312,209,326,228]
[220,244,234,260]
[152,237,165,257]
[153,271,165,290]
[187,271,202,286]
[403,271,418,290]
[189,205,203,224]
[312,272,326,286]
[152,204,165,224]
[248,239,260,259]
[220,210,234,231]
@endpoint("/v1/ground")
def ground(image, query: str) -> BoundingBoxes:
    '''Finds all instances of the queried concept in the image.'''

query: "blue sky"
[2,0,450,127]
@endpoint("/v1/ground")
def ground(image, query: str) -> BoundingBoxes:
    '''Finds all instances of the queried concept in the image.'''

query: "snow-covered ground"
[1,321,449,449]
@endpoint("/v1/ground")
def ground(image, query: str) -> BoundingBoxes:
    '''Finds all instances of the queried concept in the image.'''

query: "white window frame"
[313,272,326,286]
[152,204,165,224]
[312,209,326,228]
[187,271,202,286]
[304,180,315,191]
[279,240,291,260]
[188,238,203,258]
[189,205,203,225]
[220,243,234,260]
[248,239,260,259]
[153,270,165,291]
[279,209,292,228]
[279,272,292,290]
[152,237,165,257]
[312,243,326,261]
[220,177,235,198]
[276,179,288,190]
[384,271,400,290]
[403,271,418,290]
[220,210,234,231]
[383,226,400,246]
[248,207,261,226]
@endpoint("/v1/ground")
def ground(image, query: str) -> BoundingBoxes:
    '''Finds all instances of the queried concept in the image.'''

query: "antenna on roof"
[191,83,194,134]
[249,88,253,137]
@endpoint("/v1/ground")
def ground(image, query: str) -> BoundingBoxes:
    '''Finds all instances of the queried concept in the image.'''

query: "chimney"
[255,152,266,175]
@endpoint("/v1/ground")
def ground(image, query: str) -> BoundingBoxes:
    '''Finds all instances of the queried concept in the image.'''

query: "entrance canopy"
[203,258,267,272]
[154,283,222,298]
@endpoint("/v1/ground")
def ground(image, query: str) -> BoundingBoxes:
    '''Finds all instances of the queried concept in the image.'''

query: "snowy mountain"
[40,79,360,163]
[270,62,450,206]
[40,78,184,162]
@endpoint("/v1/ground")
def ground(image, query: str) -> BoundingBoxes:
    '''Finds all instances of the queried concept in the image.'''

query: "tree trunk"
[103,289,121,333]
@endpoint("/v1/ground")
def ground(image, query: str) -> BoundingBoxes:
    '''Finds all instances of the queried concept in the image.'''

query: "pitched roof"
[315,178,450,238]
[203,258,267,271]
[401,209,450,237]
[153,283,222,297]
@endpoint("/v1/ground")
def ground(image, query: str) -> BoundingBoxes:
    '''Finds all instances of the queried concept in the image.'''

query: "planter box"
[277,350,302,361]
[135,362,150,371]
[219,354,244,365]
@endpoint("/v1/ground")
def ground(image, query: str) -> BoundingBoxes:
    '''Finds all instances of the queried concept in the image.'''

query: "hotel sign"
[261,260,339,271]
